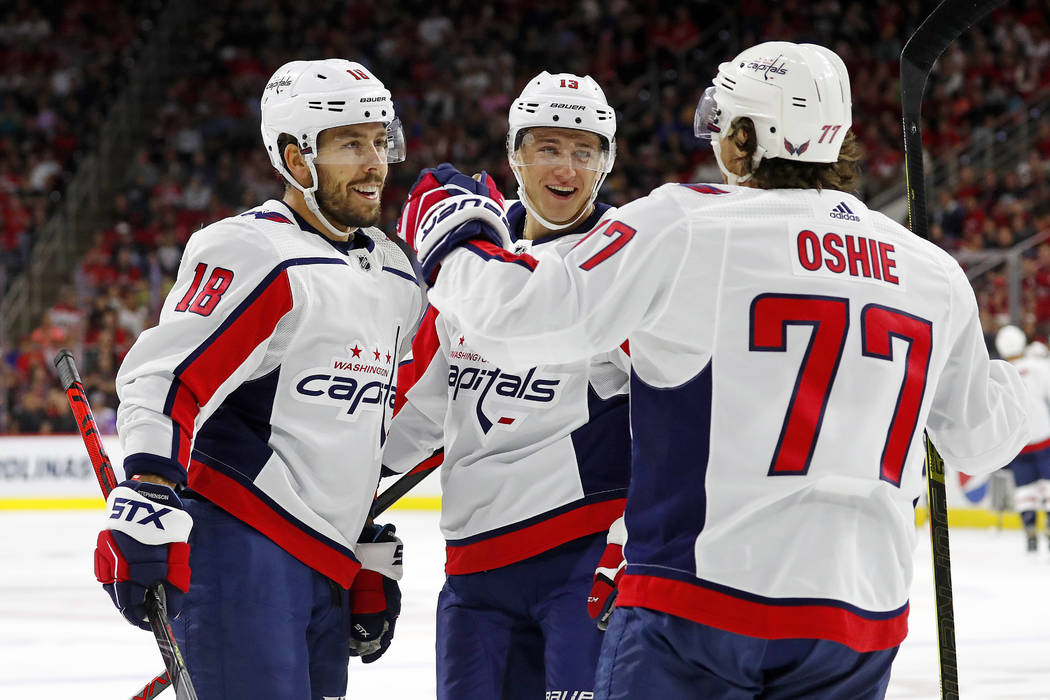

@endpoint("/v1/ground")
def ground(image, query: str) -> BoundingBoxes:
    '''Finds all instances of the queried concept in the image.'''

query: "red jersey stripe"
[167,271,294,457]
[178,271,293,405]
[1021,435,1050,454]
[444,498,625,575]
[395,305,441,414]
[189,459,362,587]
[409,450,443,476]
[465,240,539,270]
[616,573,908,652]
[169,385,197,466]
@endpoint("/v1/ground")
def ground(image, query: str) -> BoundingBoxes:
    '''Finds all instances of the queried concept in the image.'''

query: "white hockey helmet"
[507,71,617,231]
[695,42,852,184]
[1026,340,1049,359]
[260,59,405,237]
[995,324,1027,358]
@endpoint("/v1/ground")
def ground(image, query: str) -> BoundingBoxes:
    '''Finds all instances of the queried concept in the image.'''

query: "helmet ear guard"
[695,42,852,184]
[506,71,617,231]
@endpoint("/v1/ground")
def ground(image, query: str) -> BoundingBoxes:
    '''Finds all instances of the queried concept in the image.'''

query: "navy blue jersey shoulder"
[507,201,613,245]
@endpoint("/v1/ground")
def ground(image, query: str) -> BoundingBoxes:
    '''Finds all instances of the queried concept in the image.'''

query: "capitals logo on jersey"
[291,341,397,421]
[447,337,564,434]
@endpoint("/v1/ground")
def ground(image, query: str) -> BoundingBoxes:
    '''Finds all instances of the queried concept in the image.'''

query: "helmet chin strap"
[511,166,606,233]
[283,158,357,240]
[710,134,766,186]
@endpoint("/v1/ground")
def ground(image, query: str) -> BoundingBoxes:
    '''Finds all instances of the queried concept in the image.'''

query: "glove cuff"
[123,453,188,486]
[355,524,404,581]
[606,515,627,547]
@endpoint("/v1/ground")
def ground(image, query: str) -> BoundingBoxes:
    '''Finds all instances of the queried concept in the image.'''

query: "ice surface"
[1,510,1046,699]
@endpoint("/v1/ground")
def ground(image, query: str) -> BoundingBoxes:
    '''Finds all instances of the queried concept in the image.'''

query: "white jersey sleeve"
[926,262,1034,473]
[429,197,688,371]
[116,215,299,483]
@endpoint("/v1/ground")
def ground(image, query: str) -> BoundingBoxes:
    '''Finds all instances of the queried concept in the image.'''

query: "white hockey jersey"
[116,200,424,587]
[428,183,1029,651]
[385,202,631,574]
[1011,355,1050,452]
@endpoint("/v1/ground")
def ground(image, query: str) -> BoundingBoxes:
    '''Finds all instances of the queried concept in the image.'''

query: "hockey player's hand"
[397,162,512,283]
[588,516,626,631]
[94,480,192,630]
[349,523,403,663]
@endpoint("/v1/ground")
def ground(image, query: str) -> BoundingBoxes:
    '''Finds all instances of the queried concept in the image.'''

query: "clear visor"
[694,86,721,140]
[510,130,611,173]
[312,117,407,165]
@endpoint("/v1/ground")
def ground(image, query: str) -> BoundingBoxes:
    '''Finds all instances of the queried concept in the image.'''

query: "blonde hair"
[725,117,863,193]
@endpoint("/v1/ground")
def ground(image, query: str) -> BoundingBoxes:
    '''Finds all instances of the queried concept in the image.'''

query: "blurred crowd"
[3,0,1050,433]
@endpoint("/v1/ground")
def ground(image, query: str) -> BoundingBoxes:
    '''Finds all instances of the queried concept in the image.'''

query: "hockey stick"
[54,350,198,700]
[374,449,443,515]
[900,2,1006,698]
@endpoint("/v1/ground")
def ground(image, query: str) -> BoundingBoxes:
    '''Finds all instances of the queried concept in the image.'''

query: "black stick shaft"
[900,2,1007,698]
[374,450,443,516]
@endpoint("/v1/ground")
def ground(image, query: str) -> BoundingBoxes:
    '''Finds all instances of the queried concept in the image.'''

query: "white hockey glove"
[397,163,512,283]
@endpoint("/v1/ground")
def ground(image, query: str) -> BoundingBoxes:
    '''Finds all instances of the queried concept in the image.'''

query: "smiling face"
[512,126,604,231]
[312,122,390,229]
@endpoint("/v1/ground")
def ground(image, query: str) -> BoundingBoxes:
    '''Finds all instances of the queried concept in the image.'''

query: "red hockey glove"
[349,523,403,663]
[588,516,626,631]
[94,480,192,630]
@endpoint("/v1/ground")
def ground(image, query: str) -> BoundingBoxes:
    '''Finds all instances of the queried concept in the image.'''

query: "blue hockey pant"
[170,495,351,700]
[436,533,606,700]
[595,606,898,700]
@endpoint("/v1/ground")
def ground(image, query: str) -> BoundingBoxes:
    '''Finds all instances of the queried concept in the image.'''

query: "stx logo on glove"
[109,498,175,529]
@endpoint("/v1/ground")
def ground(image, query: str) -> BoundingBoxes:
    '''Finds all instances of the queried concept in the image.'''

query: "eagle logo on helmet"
[784,138,810,156]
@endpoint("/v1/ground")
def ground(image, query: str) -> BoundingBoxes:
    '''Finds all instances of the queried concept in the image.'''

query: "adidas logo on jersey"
[830,202,861,222]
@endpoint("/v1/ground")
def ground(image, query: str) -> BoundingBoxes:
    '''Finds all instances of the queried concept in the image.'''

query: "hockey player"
[401,42,1029,698]
[385,72,630,699]
[92,60,424,700]
[996,324,1050,551]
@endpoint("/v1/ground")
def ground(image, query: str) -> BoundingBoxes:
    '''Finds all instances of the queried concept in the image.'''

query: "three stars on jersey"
[292,341,397,420]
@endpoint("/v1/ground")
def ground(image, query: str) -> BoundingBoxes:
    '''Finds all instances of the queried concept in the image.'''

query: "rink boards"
[0,435,1025,527]
[0,434,442,511]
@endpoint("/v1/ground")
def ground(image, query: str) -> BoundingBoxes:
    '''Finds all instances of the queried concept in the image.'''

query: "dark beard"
[315,174,382,230]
